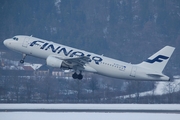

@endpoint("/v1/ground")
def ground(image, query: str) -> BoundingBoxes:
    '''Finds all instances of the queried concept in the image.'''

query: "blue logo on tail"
[145,55,169,63]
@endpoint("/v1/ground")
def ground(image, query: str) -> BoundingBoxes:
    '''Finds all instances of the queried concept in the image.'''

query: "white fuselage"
[3,35,170,81]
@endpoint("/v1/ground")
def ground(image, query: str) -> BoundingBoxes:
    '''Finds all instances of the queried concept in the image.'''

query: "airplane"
[3,35,175,81]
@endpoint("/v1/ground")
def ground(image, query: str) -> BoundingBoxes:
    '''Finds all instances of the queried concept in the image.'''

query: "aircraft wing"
[64,56,90,66]
[54,55,91,69]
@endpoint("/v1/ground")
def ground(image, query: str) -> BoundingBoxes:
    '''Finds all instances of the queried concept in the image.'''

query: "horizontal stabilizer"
[147,74,163,78]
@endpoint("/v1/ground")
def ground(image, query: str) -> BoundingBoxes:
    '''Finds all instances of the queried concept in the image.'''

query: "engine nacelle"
[46,56,63,68]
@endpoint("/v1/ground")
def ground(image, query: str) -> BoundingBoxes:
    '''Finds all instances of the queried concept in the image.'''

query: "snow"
[23,63,42,70]
[118,78,180,99]
[1,104,180,110]
[1,104,180,120]
[55,0,61,14]
[144,79,180,95]
[0,112,180,120]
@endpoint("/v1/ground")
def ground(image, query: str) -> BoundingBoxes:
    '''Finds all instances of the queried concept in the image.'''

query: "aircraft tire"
[78,74,83,80]
[72,72,78,79]
[20,60,24,64]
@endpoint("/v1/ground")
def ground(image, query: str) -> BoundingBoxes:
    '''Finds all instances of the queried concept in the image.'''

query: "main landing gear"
[72,72,83,80]
[20,53,26,64]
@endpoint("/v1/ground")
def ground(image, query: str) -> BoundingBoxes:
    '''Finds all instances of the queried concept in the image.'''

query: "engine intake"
[46,56,63,68]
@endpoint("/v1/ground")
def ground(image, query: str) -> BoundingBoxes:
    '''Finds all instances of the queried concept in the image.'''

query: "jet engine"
[46,56,63,68]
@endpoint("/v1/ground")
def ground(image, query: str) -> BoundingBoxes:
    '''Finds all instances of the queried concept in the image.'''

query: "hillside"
[0,0,180,75]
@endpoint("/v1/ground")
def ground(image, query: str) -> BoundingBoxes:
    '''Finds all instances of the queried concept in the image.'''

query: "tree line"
[0,70,179,103]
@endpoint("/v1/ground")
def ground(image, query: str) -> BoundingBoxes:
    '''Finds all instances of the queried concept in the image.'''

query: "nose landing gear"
[20,54,26,64]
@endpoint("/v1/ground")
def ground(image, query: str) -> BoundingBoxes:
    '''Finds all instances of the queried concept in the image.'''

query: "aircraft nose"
[3,40,8,46]
[3,39,11,47]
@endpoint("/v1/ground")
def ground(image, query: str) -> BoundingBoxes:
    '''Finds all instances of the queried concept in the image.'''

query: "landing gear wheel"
[20,54,26,64]
[20,60,24,64]
[72,72,78,79]
[78,74,83,80]
[72,72,83,80]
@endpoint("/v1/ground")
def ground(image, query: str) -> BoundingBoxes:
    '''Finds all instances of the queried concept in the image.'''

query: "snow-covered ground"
[1,104,180,120]
[1,104,180,110]
[0,112,180,120]
[118,77,180,99]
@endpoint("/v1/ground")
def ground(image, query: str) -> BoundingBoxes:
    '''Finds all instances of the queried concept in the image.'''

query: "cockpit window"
[12,37,18,41]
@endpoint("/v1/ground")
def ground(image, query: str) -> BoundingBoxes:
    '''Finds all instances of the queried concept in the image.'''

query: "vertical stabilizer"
[138,46,175,73]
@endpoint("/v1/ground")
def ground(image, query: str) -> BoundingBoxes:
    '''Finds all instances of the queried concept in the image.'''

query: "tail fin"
[138,46,175,73]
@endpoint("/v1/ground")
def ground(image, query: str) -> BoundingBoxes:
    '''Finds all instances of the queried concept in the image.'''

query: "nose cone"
[3,39,11,48]
[3,40,8,46]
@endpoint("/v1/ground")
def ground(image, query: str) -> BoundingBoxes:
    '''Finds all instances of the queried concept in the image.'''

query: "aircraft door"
[22,37,29,48]
[130,66,137,77]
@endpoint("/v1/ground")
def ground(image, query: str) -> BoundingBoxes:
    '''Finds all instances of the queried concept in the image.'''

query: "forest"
[0,0,180,103]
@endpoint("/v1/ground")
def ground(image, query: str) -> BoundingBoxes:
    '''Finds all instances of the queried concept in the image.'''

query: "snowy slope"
[118,76,180,99]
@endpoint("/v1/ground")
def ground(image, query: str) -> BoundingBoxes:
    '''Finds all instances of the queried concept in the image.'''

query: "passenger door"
[22,37,29,48]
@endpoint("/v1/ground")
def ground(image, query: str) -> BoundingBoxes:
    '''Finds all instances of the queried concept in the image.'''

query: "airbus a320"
[3,35,175,81]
